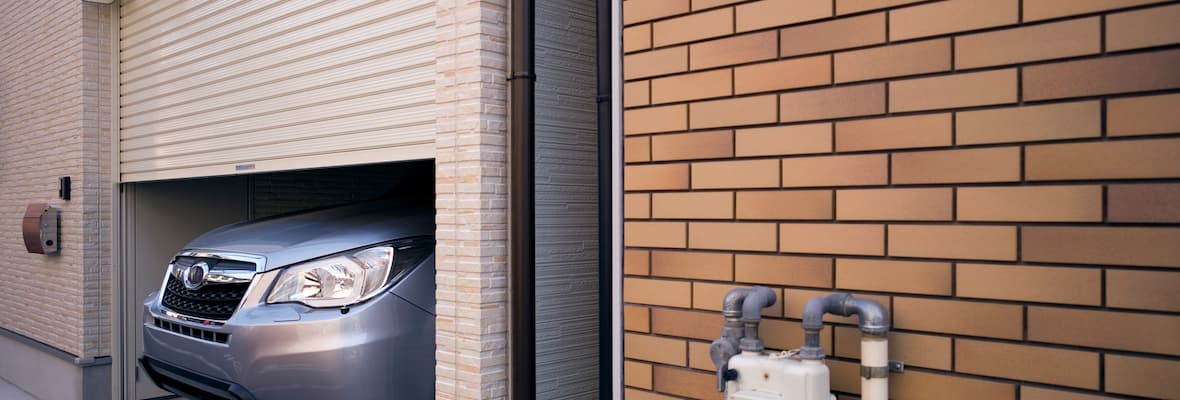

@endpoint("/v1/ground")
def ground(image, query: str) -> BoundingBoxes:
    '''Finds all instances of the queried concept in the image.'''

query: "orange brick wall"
[620,0,1180,399]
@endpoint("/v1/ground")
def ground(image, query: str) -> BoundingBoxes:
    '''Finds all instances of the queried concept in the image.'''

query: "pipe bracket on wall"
[507,71,537,81]
[860,365,890,379]
[858,361,905,378]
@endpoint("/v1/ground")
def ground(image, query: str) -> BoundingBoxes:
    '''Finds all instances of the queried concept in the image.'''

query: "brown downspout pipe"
[595,0,613,396]
[509,0,536,398]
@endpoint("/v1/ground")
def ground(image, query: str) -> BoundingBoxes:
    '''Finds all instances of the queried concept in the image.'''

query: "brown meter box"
[22,203,60,255]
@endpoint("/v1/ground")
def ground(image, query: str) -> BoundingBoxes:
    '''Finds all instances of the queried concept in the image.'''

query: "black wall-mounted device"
[60,176,71,200]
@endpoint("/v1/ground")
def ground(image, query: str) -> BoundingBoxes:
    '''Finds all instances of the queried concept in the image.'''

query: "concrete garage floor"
[0,377,33,400]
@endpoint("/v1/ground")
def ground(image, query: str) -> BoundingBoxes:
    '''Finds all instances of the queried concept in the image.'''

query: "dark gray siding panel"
[534,0,600,398]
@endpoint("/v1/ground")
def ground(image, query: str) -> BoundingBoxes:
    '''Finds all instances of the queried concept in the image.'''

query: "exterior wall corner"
[434,0,511,398]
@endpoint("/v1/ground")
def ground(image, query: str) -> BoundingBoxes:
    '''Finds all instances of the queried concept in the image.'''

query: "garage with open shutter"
[117,0,435,182]
[113,2,440,398]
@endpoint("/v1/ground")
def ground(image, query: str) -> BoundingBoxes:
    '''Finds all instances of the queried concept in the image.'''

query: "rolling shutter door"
[118,0,435,182]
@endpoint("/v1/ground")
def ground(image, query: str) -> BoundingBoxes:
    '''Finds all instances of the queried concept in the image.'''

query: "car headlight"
[266,246,396,308]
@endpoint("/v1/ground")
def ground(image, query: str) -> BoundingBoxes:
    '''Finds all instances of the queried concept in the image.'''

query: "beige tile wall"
[621,0,1180,398]
[81,0,114,360]
[0,0,112,360]
[434,0,510,398]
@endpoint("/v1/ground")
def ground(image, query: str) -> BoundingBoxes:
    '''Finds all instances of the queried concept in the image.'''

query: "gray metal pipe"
[721,288,751,338]
[739,286,776,324]
[710,288,751,391]
[738,286,776,352]
[799,293,888,360]
[709,286,776,391]
[723,288,751,316]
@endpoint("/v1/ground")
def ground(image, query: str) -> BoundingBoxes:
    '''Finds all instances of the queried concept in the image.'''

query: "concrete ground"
[0,377,33,400]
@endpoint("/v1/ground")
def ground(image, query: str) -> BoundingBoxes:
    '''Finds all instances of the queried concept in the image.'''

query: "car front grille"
[160,257,253,321]
[154,318,229,344]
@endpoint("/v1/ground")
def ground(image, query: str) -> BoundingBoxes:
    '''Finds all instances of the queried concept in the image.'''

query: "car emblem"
[183,261,209,290]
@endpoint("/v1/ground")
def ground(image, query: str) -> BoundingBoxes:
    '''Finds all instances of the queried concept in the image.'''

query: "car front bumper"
[141,274,435,400]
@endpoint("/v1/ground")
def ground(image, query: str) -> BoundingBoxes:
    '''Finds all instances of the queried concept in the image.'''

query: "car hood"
[183,197,433,271]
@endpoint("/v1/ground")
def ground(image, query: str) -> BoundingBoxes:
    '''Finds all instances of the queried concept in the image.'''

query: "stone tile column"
[434,0,510,398]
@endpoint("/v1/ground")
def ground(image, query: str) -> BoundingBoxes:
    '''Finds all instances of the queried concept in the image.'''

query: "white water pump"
[711,289,891,400]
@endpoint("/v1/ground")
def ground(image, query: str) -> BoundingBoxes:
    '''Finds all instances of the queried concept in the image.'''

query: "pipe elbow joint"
[798,293,890,359]
[801,293,848,331]
[804,293,889,335]
[722,288,751,318]
[848,297,889,337]
[798,294,842,360]
[739,286,776,323]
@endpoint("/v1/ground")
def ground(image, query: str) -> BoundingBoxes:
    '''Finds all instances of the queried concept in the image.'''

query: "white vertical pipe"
[610,0,623,397]
[861,337,888,400]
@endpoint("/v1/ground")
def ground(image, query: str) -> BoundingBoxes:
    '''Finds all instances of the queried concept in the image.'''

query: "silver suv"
[140,195,435,399]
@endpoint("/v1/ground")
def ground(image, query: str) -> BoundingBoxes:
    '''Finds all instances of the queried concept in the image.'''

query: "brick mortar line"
[624,135,1180,170]
[624,322,1180,365]
[622,177,1180,192]
[631,0,1180,54]
[628,213,1180,226]
[625,36,1180,91]
[626,263,1180,286]
[623,273,1180,316]
[625,74,1180,121]
[625,303,1180,360]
